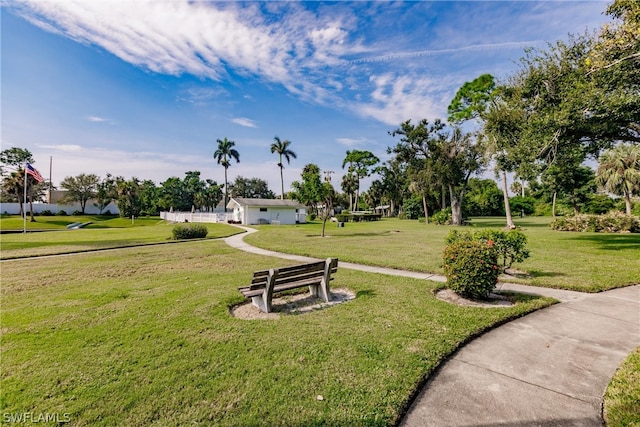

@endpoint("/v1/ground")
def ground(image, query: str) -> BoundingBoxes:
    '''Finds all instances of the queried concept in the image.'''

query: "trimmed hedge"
[442,240,500,299]
[335,213,382,222]
[172,223,209,240]
[550,212,640,233]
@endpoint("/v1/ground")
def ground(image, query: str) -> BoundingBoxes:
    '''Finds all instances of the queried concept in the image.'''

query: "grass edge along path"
[1,241,556,426]
[243,217,640,292]
[603,346,640,427]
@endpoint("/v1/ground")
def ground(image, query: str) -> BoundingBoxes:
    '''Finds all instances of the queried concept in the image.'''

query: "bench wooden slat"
[237,258,338,313]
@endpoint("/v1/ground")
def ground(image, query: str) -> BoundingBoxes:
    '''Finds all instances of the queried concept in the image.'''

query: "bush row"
[550,212,640,233]
[172,224,209,240]
[334,213,382,222]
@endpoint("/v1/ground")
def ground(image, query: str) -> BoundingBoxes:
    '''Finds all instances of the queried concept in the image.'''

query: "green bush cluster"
[550,212,640,233]
[172,223,209,240]
[430,208,452,225]
[442,240,500,299]
[446,228,530,270]
[335,213,382,222]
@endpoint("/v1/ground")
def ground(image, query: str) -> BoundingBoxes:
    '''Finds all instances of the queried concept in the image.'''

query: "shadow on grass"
[567,234,640,251]
[356,289,376,298]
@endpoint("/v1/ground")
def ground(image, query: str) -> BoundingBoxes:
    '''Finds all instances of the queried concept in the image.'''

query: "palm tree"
[213,137,240,211]
[270,136,297,199]
[596,144,640,215]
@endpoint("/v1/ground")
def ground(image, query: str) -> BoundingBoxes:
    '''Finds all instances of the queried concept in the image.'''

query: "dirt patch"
[231,288,356,320]
[435,288,513,308]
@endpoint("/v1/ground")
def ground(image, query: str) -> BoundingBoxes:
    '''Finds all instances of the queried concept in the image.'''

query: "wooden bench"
[238,258,339,313]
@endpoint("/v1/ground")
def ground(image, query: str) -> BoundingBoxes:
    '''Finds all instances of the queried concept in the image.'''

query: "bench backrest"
[248,259,338,291]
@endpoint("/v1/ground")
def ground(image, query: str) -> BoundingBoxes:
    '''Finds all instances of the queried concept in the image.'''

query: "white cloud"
[86,116,106,122]
[336,137,366,147]
[232,117,258,128]
[39,144,83,152]
[352,73,448,125]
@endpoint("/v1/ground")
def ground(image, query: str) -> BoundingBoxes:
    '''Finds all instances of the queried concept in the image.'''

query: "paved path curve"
[225,226,640,426]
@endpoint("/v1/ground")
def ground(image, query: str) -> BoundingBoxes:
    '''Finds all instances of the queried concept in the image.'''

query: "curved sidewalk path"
[225,227,640,426]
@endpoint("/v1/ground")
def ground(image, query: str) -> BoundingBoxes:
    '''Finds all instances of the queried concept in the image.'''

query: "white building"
[227,198,306,225]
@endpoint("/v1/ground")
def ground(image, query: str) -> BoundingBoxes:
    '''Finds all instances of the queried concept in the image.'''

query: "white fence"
[160,211,233,223]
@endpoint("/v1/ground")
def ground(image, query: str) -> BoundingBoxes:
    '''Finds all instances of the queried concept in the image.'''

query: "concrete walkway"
[225,227,640,426]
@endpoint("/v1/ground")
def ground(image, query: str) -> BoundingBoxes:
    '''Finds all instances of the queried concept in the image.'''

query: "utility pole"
[323,170,334,182]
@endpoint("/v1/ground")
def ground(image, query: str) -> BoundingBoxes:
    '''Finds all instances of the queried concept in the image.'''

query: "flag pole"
[23,162,28,234]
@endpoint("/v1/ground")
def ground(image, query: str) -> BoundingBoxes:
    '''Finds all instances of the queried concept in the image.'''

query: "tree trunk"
[624,191,632,216]
[29,195,35,222]
[501,171,515,229]
[280,166,284,200]
[441,185,447,210]
[449,184,463,226]
[224,167,228,213]
[422,194,429,224]
[552,192,557,218]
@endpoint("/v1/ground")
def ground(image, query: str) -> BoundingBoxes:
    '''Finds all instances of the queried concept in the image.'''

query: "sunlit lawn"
[0,241,554,426]
[245,216,640,292]
[604,347,640,427]
[0,216,242,259]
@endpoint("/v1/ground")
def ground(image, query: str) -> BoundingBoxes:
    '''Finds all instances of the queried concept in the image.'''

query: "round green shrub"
[442,240,500,299]
[172,223,209,240]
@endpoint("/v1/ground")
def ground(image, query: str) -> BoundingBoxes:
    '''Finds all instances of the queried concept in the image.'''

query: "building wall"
[234,206,305,225]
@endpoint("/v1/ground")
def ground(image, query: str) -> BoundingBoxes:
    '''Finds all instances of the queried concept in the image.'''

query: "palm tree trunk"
[224,167,228,213]
[422,194,429,224]
[552,192,557,218]
[624,191,632,215]
[501,171,515,229]
[280,165,284,200]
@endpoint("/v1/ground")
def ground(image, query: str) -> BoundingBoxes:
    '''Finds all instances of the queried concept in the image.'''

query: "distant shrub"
[550,212,639,233]
[40,210,54,216]
[103,210,112,216]
[442,240,500,299]
[72,210,84,216]
[172,224,208,240]
[446,228,530,270]
[56,210,67,216]
[335,213,382,222]
[431,208,452,225]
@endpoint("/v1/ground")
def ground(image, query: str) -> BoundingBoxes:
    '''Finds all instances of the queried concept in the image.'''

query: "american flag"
[26,163,44,183]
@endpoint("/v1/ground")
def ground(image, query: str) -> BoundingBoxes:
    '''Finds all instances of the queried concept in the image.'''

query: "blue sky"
[1,1,610,194]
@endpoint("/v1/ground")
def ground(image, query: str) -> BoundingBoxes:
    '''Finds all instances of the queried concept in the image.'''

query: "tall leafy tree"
[59,173,100,214]
[115,177,143,218]
[229,176,276,199]
[449,73,518,228]
[0,147,34,177]
[214,137,240,211]
[93,174,117,214]
[341,150,379,211]
[291,164,324,216]
[596,144,640,215]
[270,136,297,199]
[389,119,486,225]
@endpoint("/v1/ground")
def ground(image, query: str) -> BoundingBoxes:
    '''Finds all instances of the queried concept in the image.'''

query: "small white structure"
[227,198,306,225]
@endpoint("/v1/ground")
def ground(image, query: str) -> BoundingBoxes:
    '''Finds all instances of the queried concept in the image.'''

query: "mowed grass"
[603,347,640,427]
[244,217,640,292]
[1,241,554,426]
[0,217,242,259]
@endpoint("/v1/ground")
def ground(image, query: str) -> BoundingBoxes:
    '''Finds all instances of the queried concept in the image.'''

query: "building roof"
[227,197,305,209]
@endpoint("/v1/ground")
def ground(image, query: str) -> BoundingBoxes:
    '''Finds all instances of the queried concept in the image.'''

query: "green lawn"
[0,241,554,425]
[603,347,640,427]
[0,216,242,259]
[244,217,640,292]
